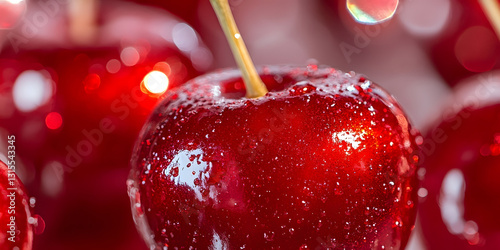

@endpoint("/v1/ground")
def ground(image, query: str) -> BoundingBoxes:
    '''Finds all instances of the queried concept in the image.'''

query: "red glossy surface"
[129,66,420,249]
[0,160,32,250]
[420,103,500,249]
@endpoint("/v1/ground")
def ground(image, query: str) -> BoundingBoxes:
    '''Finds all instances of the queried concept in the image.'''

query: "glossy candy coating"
[129,66,419,249]
[0,2,210,249]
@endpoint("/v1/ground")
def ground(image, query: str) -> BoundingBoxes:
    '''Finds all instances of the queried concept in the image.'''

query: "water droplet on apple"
[334,188,343,195]
[307,64,318,72]
[364,207,370,216]
[170,167,179,177]
[193,178,201,185]
[406,200,414,209]
[303,201,310,211]
[393,217,403,228]
[289,81,317,96]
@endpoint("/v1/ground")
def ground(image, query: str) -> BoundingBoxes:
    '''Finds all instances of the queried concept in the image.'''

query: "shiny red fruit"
[419,73,500,249]
[129,66,420,249]
[0,160,33,250]
[410,0,500,86]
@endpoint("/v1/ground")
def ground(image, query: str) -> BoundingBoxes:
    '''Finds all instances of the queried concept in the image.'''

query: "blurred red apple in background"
[0,0,212,249]
[398,0,500,86]
[419,71,500,249]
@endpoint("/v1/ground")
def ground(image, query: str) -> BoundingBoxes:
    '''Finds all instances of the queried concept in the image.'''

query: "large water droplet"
[347,0,399,24]
[289,81,317,96]
[393,216,403,228]
[170,167,179,177]
[193,178,201,186]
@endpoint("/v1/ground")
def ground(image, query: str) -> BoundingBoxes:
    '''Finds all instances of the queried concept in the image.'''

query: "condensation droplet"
[289,81,317,96]
[170,167,179,177]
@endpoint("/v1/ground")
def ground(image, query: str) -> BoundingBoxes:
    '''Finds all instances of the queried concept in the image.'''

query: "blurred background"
[0,0,499,249]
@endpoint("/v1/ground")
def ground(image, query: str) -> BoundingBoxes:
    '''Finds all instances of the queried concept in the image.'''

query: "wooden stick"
[209,0,268,98]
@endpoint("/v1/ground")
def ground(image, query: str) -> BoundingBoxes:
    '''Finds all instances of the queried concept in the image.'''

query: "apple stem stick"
[209,0,268,98]
[68,0,99,44]
[479,0,500,40]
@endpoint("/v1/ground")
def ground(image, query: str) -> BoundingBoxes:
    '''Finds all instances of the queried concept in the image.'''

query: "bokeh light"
[45,112,63,130]
[106,59,122,74]
[12,70,53,112]
[120,47,141,66]
[173,23,199,52]
[141,70,169,96]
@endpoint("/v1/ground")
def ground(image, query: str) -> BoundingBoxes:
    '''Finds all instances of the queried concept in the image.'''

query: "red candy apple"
[128,65,420,249]
[419,71,500,249]
[0,159,33,250]
[128,0,420,248]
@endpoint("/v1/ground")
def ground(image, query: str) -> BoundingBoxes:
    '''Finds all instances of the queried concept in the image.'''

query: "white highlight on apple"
[439,168,466,235]
[398,0,451,37]
[333,130,365,150]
